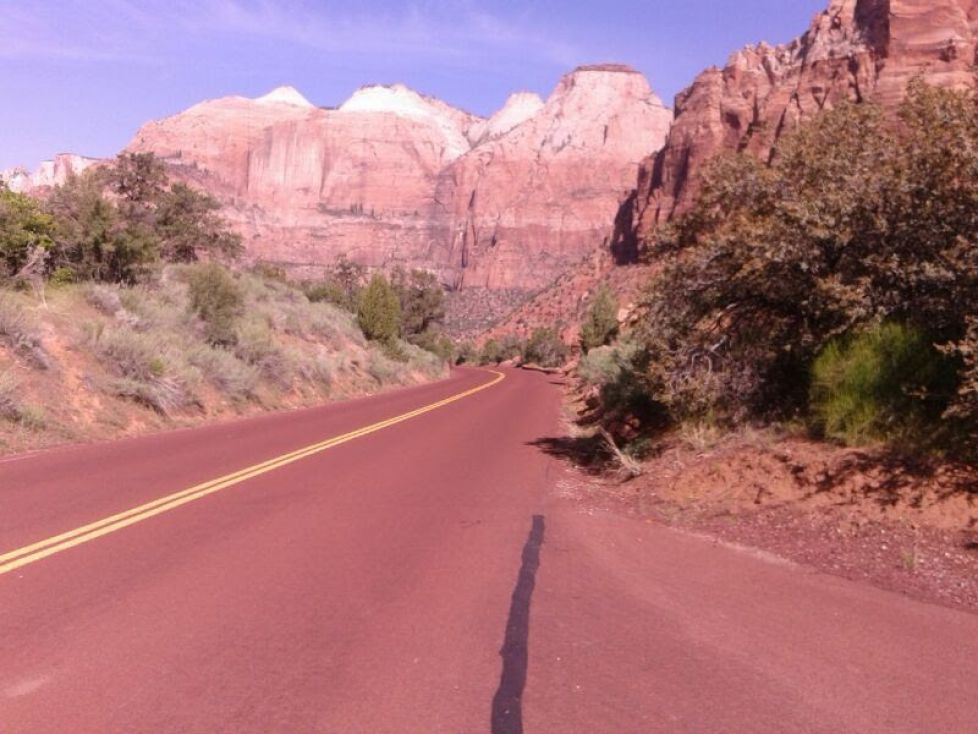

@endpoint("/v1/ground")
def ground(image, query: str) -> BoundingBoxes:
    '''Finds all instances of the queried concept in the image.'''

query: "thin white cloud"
[0,0,582,68]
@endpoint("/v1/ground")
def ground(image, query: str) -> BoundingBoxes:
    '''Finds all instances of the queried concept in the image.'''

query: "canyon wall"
[628,0,978,248]
[125,68,671,291]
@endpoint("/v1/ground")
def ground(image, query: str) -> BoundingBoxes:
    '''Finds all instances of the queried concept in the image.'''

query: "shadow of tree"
[799,449,978,508]
[787,449,978,552]
[528,435,616,476]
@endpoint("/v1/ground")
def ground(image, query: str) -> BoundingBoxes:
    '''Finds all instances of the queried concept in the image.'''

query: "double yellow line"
[0,370,505,578]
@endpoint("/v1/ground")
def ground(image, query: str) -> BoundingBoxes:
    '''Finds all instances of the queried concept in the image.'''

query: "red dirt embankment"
[557,425,978,612]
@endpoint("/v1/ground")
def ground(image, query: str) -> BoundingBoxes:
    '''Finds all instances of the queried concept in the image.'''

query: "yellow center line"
[0,369,506,577]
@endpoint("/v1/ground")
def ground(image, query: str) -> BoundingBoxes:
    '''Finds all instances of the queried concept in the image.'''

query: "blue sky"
[0,0,826,169]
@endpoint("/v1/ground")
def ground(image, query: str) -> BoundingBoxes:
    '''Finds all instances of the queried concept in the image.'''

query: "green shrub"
[392,268,445,339]
[304,301,365,347]
[49,267,76,286]
[523,327,569,368]
[401,341,449,379]
[43,153,240,285]
[810,323,957,447]
[479,334,523,365]
[186,344,259,401]
[357,274,401,344]
[303,258,365,312]
[85,324,199,414]
[479,339,502,365]
[187,263,243,346]
[233,318,293,386]
[366,349,402,384]
[304,280,350,309]
[637,82,978,430]
[85,284,124,315]
[455,341,477,365]
[409,328,454,362]
[295,352,334,391]
[578,342,641,387]
[16,404,46,431]
[580,285,619,353]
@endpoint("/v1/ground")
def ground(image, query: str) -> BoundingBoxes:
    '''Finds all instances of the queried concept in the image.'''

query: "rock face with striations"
[125,68,672,291]
[438,65,672,289]
[1,153,100,194]
[628,0,978,245]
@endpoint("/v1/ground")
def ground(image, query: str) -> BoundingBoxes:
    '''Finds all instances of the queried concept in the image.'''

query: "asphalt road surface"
[2,367,977,733]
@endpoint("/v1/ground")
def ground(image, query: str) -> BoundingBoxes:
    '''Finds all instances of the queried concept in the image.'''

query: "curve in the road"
[0,369,505,578]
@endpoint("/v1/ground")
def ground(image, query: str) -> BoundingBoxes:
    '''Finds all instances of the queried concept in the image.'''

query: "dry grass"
[0,369,45,429]
[0,263,450,453]
[0,369,20,421]
[0,293,51,369]
[598,427,644,479]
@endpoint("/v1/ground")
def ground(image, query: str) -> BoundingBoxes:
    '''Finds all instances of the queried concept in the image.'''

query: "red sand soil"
[555,427,978,613]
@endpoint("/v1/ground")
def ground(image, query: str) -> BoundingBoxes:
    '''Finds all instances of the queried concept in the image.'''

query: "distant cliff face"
[629,0,978,245]
[1,154,100,194]
[438,66,672,289]
[125,69,672,291]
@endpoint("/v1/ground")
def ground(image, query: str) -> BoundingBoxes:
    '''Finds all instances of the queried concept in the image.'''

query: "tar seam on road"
[0,370,505,578]
[492,514,545,734]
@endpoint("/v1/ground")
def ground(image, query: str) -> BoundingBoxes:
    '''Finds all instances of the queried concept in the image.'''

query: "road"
[1,367,977,733]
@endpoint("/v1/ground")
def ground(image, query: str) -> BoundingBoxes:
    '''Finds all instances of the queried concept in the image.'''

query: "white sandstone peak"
[339,84,438,117]
[471,92,545,143]
[256,86,314,108]
[340,84,472,159]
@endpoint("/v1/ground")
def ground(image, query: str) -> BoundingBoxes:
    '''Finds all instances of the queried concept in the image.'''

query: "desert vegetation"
[0,153,449,453]
[582,80,978,460]
[468,326,569,370]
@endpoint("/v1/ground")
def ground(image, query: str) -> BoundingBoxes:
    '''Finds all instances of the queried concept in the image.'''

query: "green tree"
[155,183,242,263]
[44,156,241,283]
[357,274,401,344]
[46,171,158,284]
[580,285,619,353]
[636,82,978,430]
[0,186,55,278]
[392,268,445,338]
[111,152,167,206]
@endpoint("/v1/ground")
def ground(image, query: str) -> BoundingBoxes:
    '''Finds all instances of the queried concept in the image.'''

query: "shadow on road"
[491,515,546,734]
[528,435,616,475]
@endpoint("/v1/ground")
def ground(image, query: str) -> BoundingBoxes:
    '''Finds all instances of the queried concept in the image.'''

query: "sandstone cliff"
[495,0,978,342]
[125,68,671,292]
[1,153,100,194]
[628,0,978,247]
[438,65,672,289]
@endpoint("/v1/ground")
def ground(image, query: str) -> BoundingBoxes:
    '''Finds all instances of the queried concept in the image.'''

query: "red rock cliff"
[437,65,672,289]
[630,0,978,244]
[127,70,672,292]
